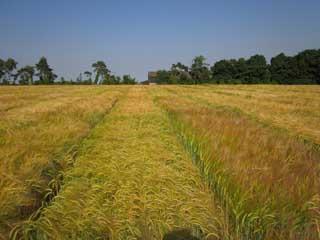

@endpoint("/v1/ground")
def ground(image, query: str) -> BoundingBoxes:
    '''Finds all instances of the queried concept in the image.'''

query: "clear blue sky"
[1,0,320,81]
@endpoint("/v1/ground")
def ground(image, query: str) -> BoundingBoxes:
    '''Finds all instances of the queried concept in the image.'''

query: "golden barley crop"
[0,86,126,238]
[152,85,320,239]
[1,85,320,240]
[17,87,227,239]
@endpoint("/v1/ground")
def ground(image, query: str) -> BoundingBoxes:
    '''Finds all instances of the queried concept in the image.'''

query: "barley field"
[0,85,319,240]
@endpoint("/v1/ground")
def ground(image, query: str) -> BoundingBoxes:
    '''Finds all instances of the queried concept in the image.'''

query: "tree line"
[0,57,136,85]
[155,49,320,84]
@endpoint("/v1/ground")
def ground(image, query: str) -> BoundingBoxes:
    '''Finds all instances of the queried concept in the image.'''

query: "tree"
[17,65,35,85]
[102,74,118,85]
[92,61,110,84]
[59,77,66,84]
[84,71,92,84]
[156,70,171,84]
[190,56,211,84]
[76,73,83,84]
[294,49,320,84]
[172,62,189,72]
[270,53,292,84]
[0,59,5,83]
[3,58,18,84]
[122,75,136,84]
[171,62,193,84]
[102,75,112,85]
[244,55,270,83]
[211,59,236,83]
[211,55,271,84]
[115,76,121,84]
[36,57,57,84]
[269,50,320,84]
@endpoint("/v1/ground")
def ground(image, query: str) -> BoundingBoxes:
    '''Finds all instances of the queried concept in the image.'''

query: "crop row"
[0,86,126,238]
[153,87,320,239]
[17,87,228,239]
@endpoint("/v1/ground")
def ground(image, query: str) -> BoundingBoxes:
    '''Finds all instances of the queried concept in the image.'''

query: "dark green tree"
[211,59,236,83]
[92,61,110,84]
[156,70,171,84]
[190,56,211,84]
[0,59,5,83]
[171,62,193,84]
[59,77,66,84]
[76,73,83,84]
[294,49,320,84]
[36,57,57,84]
[3,58,18,84]
[84,71,92,84]
[17,65,35,85]
[122,74,136,84]
[244,55,270,83]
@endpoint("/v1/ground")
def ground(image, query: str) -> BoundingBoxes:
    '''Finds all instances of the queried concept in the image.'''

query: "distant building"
[139,71,158,85]
[146,71,158,85]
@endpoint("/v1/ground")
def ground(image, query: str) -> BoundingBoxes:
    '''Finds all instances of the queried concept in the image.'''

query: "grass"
[152,85,320,239]
[1,85,319,240]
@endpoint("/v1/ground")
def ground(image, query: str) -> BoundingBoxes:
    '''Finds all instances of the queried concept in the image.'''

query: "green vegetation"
[2,48,320,86]
[155,49,320,84]
[0,58,136,85]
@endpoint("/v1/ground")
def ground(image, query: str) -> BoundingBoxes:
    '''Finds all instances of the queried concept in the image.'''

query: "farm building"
[142,71,157,85]
[140,72,158,84]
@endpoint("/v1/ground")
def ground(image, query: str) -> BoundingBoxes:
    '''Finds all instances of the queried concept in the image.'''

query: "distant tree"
[0,59,5,83]
[156,70,171,84]
[101,74,122,85]
[270,53,291,84]
[233,58,248,83]
[59,77,66,84]
[3,58,18,84]
[92,61,110,84]
[211,55,270,84]
[270,50,320,84]
[122,75,136,84]
[115,76,121,84]
[172,62,189,72]
[102,75,112,85]
[244,55,270,83]
[36,57,57,84]
[211,59,235,83]
[84,71,92,84]
[190,56,211,84]
[171,62,193,84]
[294,49,320,84]
[17,65,35,85]
[76,73,83,84]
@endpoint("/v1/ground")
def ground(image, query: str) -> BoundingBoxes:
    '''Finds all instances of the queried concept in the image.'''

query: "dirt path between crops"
[31,86,226,239]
